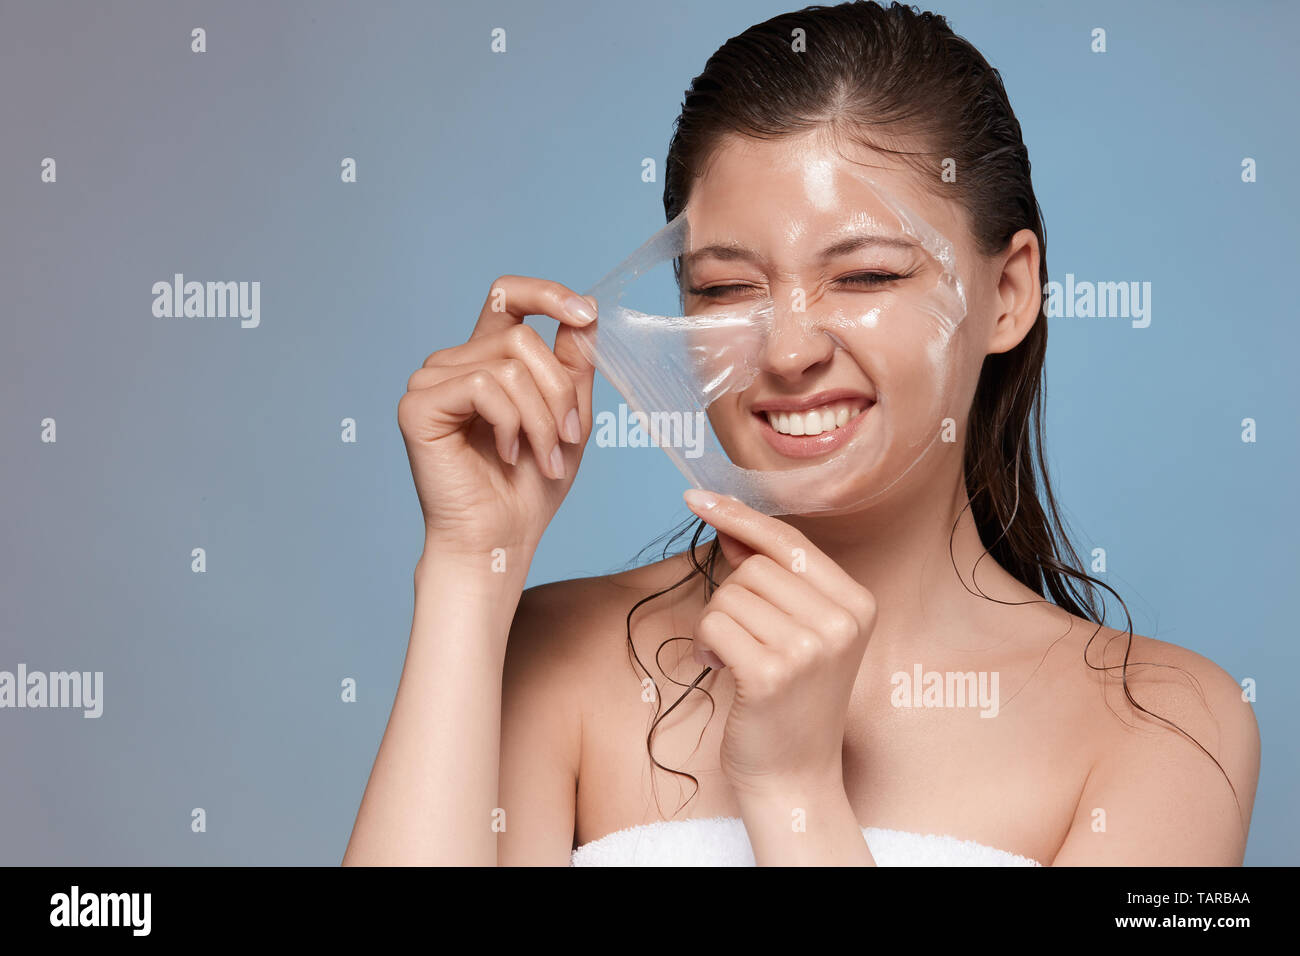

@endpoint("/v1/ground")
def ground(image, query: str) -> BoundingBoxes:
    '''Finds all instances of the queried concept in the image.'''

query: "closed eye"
[838,270,911,288]
[687,271,911,298]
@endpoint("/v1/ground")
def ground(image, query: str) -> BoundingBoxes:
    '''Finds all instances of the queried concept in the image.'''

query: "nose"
[759,289,837,383]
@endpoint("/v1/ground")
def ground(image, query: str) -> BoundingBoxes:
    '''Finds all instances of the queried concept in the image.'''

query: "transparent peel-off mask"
[574,163,969,516]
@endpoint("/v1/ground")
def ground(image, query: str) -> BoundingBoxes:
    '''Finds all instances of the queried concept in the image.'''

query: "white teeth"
[764,402,866,436]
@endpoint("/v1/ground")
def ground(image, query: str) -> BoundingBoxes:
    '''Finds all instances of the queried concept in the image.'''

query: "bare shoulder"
[1047,617,1260,837]
[1073,625,1257,765]
[1041,616,1261,863]
[1025,613,1252,743]
[495,547,708,862]
[505,545,708,691]
[500,547,708,779]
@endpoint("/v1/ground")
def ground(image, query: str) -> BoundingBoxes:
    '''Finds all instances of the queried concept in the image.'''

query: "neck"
[768,463,1044,654]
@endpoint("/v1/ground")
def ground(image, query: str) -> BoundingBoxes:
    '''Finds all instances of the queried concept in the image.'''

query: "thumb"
[552,294,598,378]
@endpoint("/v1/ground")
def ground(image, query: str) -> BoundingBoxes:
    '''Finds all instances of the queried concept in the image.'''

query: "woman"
[343,1,1259,866]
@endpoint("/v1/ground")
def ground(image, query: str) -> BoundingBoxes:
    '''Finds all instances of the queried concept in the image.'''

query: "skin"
[343,130,1260,867]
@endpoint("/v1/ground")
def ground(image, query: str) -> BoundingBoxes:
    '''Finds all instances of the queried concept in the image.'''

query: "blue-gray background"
[0,0,1294,865]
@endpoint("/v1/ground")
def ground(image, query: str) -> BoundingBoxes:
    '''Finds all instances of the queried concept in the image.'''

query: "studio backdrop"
[0,0,1295,864]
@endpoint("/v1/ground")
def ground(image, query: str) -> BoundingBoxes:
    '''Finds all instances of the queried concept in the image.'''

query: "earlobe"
[986,228,1041,356]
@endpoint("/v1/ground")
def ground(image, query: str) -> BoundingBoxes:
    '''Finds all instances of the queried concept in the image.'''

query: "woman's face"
[679,129,998,513]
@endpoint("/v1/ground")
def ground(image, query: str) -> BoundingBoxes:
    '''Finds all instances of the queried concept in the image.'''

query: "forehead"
[684,130,967,261]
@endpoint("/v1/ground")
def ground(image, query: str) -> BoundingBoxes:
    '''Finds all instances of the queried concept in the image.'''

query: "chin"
[768,439,958,520]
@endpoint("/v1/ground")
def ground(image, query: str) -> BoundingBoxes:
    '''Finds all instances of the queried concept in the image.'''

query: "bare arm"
[496,581,583,865]
[342,551,528,865]
[344,275,596,865]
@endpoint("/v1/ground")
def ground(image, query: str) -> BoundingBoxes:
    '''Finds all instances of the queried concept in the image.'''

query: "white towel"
[571,815,1042,866]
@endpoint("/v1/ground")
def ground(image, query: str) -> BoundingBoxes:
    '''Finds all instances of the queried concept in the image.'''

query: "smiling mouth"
[748,390,877,459]
[760,400,867,436]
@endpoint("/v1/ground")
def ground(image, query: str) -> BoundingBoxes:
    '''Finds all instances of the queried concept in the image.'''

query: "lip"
[752,394,876,459]
[748,387,875,414]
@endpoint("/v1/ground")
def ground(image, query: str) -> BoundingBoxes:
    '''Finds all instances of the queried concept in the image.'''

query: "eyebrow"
[682,234,920,270]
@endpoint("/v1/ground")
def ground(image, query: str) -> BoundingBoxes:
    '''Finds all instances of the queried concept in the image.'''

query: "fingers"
[552,312,598,378]
[418,322,584,445]
[722,553,824,619]
[683,489,865,603]
[398,369,521,466]
[715,530,756,570]
[403,360,568,478]
[698,583,790,650]
[471,275,597,339]
[693,607,772,673]
[684,489,877,633]
[693,562,855,673]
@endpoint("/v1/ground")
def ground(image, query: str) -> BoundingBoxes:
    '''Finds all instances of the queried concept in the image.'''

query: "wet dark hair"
[624,0,1242,822]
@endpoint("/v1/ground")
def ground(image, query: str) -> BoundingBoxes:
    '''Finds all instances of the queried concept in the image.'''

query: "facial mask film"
[574,164,969,516]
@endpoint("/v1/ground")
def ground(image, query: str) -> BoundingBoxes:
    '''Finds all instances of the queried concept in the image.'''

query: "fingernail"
[565,295,597,325]
[563,408,581,443]
[683,488,718,510]
[549,445,566,479]
[507,436,520,465]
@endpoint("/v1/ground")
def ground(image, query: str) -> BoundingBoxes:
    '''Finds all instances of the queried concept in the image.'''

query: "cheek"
[705,397,748,460]
[841,320,957,422]
[841,286,989,448]
[940,305,1002,423]
[685,320,769,405]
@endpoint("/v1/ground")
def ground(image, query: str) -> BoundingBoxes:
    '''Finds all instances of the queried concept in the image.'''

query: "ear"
[986,228,1041,355]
